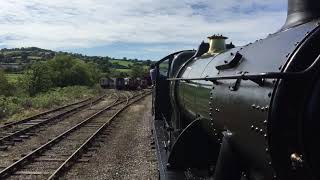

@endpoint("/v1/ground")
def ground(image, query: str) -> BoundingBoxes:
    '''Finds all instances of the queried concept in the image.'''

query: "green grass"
[115,68,131,73]
[110,60,149,73]
[28,56,42,60]
[110,60,134,67]
[6,73,23,83]
[143,66,149,70]
[110,60,148,68]
[0,85,102,124]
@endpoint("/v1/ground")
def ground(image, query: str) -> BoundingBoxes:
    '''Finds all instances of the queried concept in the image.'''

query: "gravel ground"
[64,95,158,180]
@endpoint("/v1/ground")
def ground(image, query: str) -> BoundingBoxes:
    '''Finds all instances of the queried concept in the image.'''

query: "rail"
[0,90,151,179]
[0,94,107,146]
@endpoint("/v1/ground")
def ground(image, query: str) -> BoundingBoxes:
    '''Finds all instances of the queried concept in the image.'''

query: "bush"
[23,62,53,96]
[130,64,147,78]
[0,70,15,96]
[0,86,98,121]
[21,54,101,96]
[30,86,91,109]
[0,96,21,119]
[48,54,100,87]
[0,54,103,121]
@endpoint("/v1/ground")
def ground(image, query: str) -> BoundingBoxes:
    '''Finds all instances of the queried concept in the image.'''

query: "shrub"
[0,70,15,96]
[20,54,101,96]
[0,86,98,121]
[48,54,100,87]
[23,62,53,96]
[0,96,21,119]
[130,64,147,78]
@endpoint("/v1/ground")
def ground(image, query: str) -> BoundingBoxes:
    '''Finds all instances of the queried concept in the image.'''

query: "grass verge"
[0,85,102,124]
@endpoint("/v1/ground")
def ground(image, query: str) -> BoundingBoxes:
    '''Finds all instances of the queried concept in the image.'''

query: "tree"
[0,70,14,96]
[145,60,152,66]
[69,61,100,86]
[21,52,29,63]
[47,54,101,87]
[130,64,146,78]
[48,54,76,87]
[86,62,101,83]
[24,62,53,96]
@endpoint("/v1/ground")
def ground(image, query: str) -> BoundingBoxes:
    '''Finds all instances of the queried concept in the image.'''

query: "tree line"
[0,55,99,96]
[0,54,151,97]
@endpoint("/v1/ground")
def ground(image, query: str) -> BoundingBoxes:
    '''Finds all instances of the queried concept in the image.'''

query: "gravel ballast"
[64,95,158,180]
[0,92,117,169]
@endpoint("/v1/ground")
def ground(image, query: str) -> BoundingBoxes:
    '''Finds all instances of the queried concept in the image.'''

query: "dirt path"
[65,95,158,180]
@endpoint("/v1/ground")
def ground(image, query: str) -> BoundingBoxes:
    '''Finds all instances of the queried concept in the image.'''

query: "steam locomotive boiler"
[153,0,320,179]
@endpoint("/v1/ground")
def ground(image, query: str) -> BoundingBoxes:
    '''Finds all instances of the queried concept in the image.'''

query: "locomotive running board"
[152,118,185,180]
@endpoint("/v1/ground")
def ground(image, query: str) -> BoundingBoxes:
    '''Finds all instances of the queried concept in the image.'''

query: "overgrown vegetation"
[18,54,100,96]
[130,64,148,78]
[0,48,153,121]
[0,86,100,121]
[0,70,15,96]
[22,62,53,96]
[0,54,103,121]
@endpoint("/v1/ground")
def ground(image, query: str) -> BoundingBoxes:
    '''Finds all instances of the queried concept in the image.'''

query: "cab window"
[159,59,170,77]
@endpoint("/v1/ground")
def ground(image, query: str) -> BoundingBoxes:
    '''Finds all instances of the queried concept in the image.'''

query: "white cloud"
[0,0,287,51]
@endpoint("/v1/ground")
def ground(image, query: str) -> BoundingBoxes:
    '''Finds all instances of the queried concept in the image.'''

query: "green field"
[6,73,22,83]
[111,59,148,67]
[110,60,134,67]
[111,59,149,73]
[115,68,131,73]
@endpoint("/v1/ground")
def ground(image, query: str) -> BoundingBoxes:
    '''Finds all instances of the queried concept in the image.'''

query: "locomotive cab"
[153,43,209,125]
[154,54,171,121]
[154,50,193,121]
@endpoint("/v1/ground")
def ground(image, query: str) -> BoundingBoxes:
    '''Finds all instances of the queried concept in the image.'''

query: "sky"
[0,0,288,60]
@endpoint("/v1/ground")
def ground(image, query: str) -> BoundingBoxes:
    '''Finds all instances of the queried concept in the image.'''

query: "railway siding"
[0,92,117,170]
[0,90,152,179]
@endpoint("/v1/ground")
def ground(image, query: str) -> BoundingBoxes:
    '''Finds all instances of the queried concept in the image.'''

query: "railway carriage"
[125,77,140,90]
[100,78,113,89]
[139,78,148,89]
[100,77,125,90]
[113,78,125,90]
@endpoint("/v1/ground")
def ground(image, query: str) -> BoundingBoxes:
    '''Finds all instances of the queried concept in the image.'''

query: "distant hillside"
[0,47,54,63]
[0,47,154,73]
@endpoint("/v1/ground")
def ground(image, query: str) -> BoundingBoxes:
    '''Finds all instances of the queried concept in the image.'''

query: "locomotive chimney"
[203,35,227,56]
[282,0,320,30]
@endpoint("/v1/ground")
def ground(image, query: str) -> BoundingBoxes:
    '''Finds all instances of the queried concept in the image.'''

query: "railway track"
[0,94,109,150]
[0,90,151,179]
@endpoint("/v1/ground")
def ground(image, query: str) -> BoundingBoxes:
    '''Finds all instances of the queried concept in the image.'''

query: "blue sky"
[0,0,287,60]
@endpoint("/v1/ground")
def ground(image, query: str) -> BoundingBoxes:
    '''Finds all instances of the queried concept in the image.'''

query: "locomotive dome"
[202,34,228,57]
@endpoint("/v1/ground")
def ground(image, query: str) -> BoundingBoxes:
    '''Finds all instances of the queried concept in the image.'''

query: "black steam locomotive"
[153,0,320,179]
